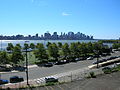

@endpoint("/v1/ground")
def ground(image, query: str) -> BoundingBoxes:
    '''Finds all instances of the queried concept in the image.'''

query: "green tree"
[93,42,103,55]
[78,43,88,57]
[30,43,35,50]
[46,42,51,48]
[16,44,22,49]
[86,42,94,54]
[11,46,24,66]
[58,42,62,49]
[6,43,14,51]
[0,51,9,64]
[112,43,120,49]
[48,43,59,61]
[61,43,70,59]
[70,43,79,58]
[23,43,29,50]
[102,45,111,54]
[34,43,48,63]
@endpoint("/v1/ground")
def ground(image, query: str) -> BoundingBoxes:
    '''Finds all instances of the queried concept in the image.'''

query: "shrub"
[89,72,96,78]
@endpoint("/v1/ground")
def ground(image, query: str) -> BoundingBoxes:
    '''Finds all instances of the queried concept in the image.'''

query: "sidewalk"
[28,64,38,68]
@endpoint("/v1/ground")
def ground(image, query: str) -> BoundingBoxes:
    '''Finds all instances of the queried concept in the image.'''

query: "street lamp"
[1,40,2,51]
[96,54,99,68]
[25,41,29,85]
[94,50,99,68]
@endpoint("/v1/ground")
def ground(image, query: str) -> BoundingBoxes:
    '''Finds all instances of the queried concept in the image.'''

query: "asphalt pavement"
[1,51,120,85]
[1,59,95,81]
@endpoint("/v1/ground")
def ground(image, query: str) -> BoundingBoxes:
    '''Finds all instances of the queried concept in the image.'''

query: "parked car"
[44,62,53,67]
[0,79,9,85]
[102,67,112,71]
[12,66,26,72]
[93,59,107,64]
[70,59,78,62]
[45,77,58,83]
[107,56,118,61]
[10,76,24,83]
[0,66,11,72]
[101,53,107,57]
[55,60,69,65]
[75,58,81,61]
[87,57,93,60]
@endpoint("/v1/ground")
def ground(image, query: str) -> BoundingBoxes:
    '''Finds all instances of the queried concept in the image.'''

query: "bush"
[103,69,112,74]
[102,67,112,74]
[89,72,96,78]
[45,82,57,86]
[102,65,120,74]
[111,68,119,72]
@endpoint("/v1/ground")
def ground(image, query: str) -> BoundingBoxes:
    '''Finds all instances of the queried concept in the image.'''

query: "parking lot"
[0,51,120,89]
[35,71,120,90]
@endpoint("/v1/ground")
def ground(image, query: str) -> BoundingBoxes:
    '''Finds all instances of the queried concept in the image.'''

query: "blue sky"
[0,0,120,39]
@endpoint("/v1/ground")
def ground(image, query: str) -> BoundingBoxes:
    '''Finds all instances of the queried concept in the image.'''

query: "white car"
[87,57,93,60]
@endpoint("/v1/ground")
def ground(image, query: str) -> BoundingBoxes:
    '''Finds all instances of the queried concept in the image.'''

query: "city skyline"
[0,31,93,40]
[0,0,120,39]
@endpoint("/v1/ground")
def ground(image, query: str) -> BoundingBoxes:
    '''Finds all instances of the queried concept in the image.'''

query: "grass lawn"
[26,51,38,65]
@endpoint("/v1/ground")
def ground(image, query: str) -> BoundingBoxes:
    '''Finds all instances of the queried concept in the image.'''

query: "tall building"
[68,32,74,39]
[44,32,51,39]
[52,32,58,39]
[36,33,38,38]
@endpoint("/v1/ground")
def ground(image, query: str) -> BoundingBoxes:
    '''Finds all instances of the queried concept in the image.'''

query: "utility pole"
[25,41,29,85]
[94,49,99,68]
[1,39,2,51]
[97,55,99,68]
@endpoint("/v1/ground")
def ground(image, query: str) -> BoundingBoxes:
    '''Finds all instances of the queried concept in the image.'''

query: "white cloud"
[62,12,71,16]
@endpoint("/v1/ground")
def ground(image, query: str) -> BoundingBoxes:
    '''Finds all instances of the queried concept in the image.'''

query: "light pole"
[1,40,2,51]
[94,50,99,68]
[96,54,99,68]
[25,41,29,85]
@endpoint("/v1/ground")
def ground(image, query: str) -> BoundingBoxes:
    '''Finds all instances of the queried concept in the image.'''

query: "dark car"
[0,66,11,72]
[79,57,87,60]
[0,79,9,85]
[107,56,118,61]
[10,76,24,83]
[93,59,107,64]
[45,77,58,83]
[44,62,53,67]
[12,66,26,72]
[102,67,111,70]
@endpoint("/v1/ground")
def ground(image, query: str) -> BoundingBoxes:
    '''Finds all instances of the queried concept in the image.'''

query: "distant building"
[44,32,51,39]
[36,33,38,38]
[68,32,74,39]
[52,32,58,39]
[0,31,94,40]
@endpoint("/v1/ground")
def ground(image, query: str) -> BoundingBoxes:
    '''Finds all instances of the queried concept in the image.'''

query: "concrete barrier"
[88,58,120,69]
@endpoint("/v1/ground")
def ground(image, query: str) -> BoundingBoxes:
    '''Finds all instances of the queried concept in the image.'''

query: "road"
[1,60,94,80]
[1,51,120,81]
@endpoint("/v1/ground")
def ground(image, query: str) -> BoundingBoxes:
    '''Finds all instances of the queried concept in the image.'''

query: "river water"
[0,40,98,50]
